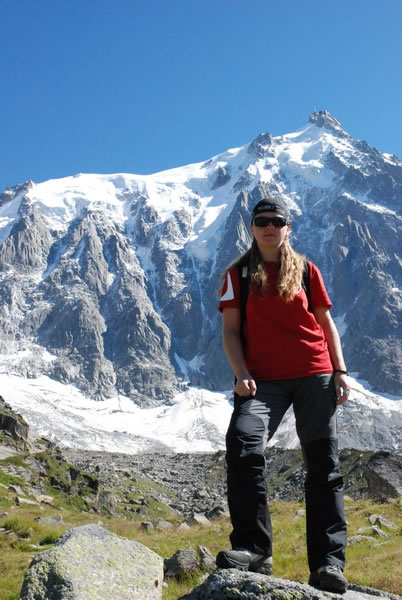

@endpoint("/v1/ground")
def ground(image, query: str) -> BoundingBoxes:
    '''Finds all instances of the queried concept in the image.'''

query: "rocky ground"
[1,396,402,600]
[1,394,401,522]
[61,443,402,519]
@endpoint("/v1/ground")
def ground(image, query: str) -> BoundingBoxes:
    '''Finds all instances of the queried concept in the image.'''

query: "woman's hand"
[235,377,257,397]
[334,372,351,405]
[222,308,257,398]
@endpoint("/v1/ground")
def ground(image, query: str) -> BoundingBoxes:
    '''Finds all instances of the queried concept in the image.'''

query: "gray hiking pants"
[226,373,347,572]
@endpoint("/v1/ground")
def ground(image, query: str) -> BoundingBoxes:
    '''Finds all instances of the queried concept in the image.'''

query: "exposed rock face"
[0,112,401,445]
[364,451,402,499]
[19,524,163,600]
[0,201,53,270]
[0,396,29,441]
[211,166,231,189]
[247,132,274,157]
[308,109,347,137]
[179,569,402,600]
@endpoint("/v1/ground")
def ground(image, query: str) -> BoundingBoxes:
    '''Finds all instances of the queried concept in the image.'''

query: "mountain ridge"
[0,111,401,453]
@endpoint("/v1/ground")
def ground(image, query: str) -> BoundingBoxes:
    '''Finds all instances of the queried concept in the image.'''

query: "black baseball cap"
[252,198,289,222]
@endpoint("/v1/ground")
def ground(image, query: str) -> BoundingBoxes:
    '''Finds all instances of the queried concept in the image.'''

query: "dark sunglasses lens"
[272,217,287,227]
[254,216,287,228]
[254,217,270,227]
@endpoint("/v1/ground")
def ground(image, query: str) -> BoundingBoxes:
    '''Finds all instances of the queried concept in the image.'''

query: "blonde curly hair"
[221,237,305,302]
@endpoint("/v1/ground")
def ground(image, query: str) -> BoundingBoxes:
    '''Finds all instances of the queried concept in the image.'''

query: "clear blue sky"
[1,0,401,193]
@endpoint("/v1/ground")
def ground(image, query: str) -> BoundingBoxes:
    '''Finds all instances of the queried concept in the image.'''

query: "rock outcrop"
[179,569,402,600]
[0,395,29,441]
[365,451,402,499]
[19,524,163,600]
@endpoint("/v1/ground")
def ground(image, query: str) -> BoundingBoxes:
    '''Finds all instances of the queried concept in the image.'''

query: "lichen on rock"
[19,524,163,600]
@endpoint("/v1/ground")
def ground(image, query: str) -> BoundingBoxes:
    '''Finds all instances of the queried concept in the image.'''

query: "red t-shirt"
[219,261,333,380]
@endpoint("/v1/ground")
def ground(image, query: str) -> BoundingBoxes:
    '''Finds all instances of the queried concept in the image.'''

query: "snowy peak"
[308,110,348,137]
[0,180,34,209]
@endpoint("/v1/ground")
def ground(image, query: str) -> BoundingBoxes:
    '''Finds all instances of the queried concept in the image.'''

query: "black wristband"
[334,369,348,375]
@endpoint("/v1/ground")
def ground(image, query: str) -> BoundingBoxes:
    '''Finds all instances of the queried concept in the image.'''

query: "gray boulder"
[19,524,163,600]
[367,515,398,531]
[164,548,199,578]
[179,569,402,600]
[347,535,379,546]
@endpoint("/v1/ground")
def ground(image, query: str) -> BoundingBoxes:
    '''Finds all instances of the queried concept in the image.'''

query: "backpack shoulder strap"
[302,260,313,313]
[235,260,250,383]
[237,260,250,329]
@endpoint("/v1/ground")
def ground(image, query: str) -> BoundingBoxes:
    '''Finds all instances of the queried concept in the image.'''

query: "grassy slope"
[0,481,401,599]
[0,433,401,599]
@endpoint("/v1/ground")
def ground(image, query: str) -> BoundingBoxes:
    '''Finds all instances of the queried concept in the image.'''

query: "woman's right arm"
[222,307,257,397]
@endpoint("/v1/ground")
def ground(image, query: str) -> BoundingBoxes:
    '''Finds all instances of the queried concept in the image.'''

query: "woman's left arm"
[314,306,352,405]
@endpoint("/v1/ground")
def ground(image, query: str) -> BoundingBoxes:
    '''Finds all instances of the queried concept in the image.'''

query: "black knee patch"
[226,413,266,466]
[303,438,343,485]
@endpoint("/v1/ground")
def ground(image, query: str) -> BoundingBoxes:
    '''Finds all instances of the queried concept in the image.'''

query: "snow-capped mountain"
[0,110,401,453]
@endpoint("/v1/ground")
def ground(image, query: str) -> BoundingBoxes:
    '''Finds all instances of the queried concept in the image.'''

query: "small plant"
[3,517,36,539]
[3,518,24,533]
[39,533,60,546]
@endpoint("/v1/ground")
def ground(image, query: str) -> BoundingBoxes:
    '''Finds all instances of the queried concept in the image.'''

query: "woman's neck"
[259,247,281,262]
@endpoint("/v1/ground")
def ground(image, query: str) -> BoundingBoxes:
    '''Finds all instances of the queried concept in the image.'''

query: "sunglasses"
[253,216,288,228]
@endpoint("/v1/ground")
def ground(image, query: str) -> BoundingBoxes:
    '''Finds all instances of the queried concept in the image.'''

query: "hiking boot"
[309,564,348,594]
[216,547,272,575]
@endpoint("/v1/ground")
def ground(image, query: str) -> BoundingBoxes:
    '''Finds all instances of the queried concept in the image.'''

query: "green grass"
[3,517,35,538]
[128,497,402,599]
[0,470,25,489]
[0,490,401,599]
[0,456,28,468]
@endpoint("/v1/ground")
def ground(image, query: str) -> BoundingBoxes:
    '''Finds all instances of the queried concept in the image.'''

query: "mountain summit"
[0,112,401,452]
[308,109,347,135]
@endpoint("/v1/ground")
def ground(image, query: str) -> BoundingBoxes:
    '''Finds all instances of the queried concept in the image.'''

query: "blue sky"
[1,0,401,193]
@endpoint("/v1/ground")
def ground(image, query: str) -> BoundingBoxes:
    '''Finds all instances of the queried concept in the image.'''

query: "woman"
[216,198,350,593]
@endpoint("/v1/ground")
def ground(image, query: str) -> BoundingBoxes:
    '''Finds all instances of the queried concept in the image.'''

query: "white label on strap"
[221,272,235,301]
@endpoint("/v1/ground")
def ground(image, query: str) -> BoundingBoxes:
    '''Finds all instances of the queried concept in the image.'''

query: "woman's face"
[250,211,290,252]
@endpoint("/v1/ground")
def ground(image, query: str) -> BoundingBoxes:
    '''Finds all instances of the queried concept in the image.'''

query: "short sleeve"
[218,267,241,312]
[309,262,333,310]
